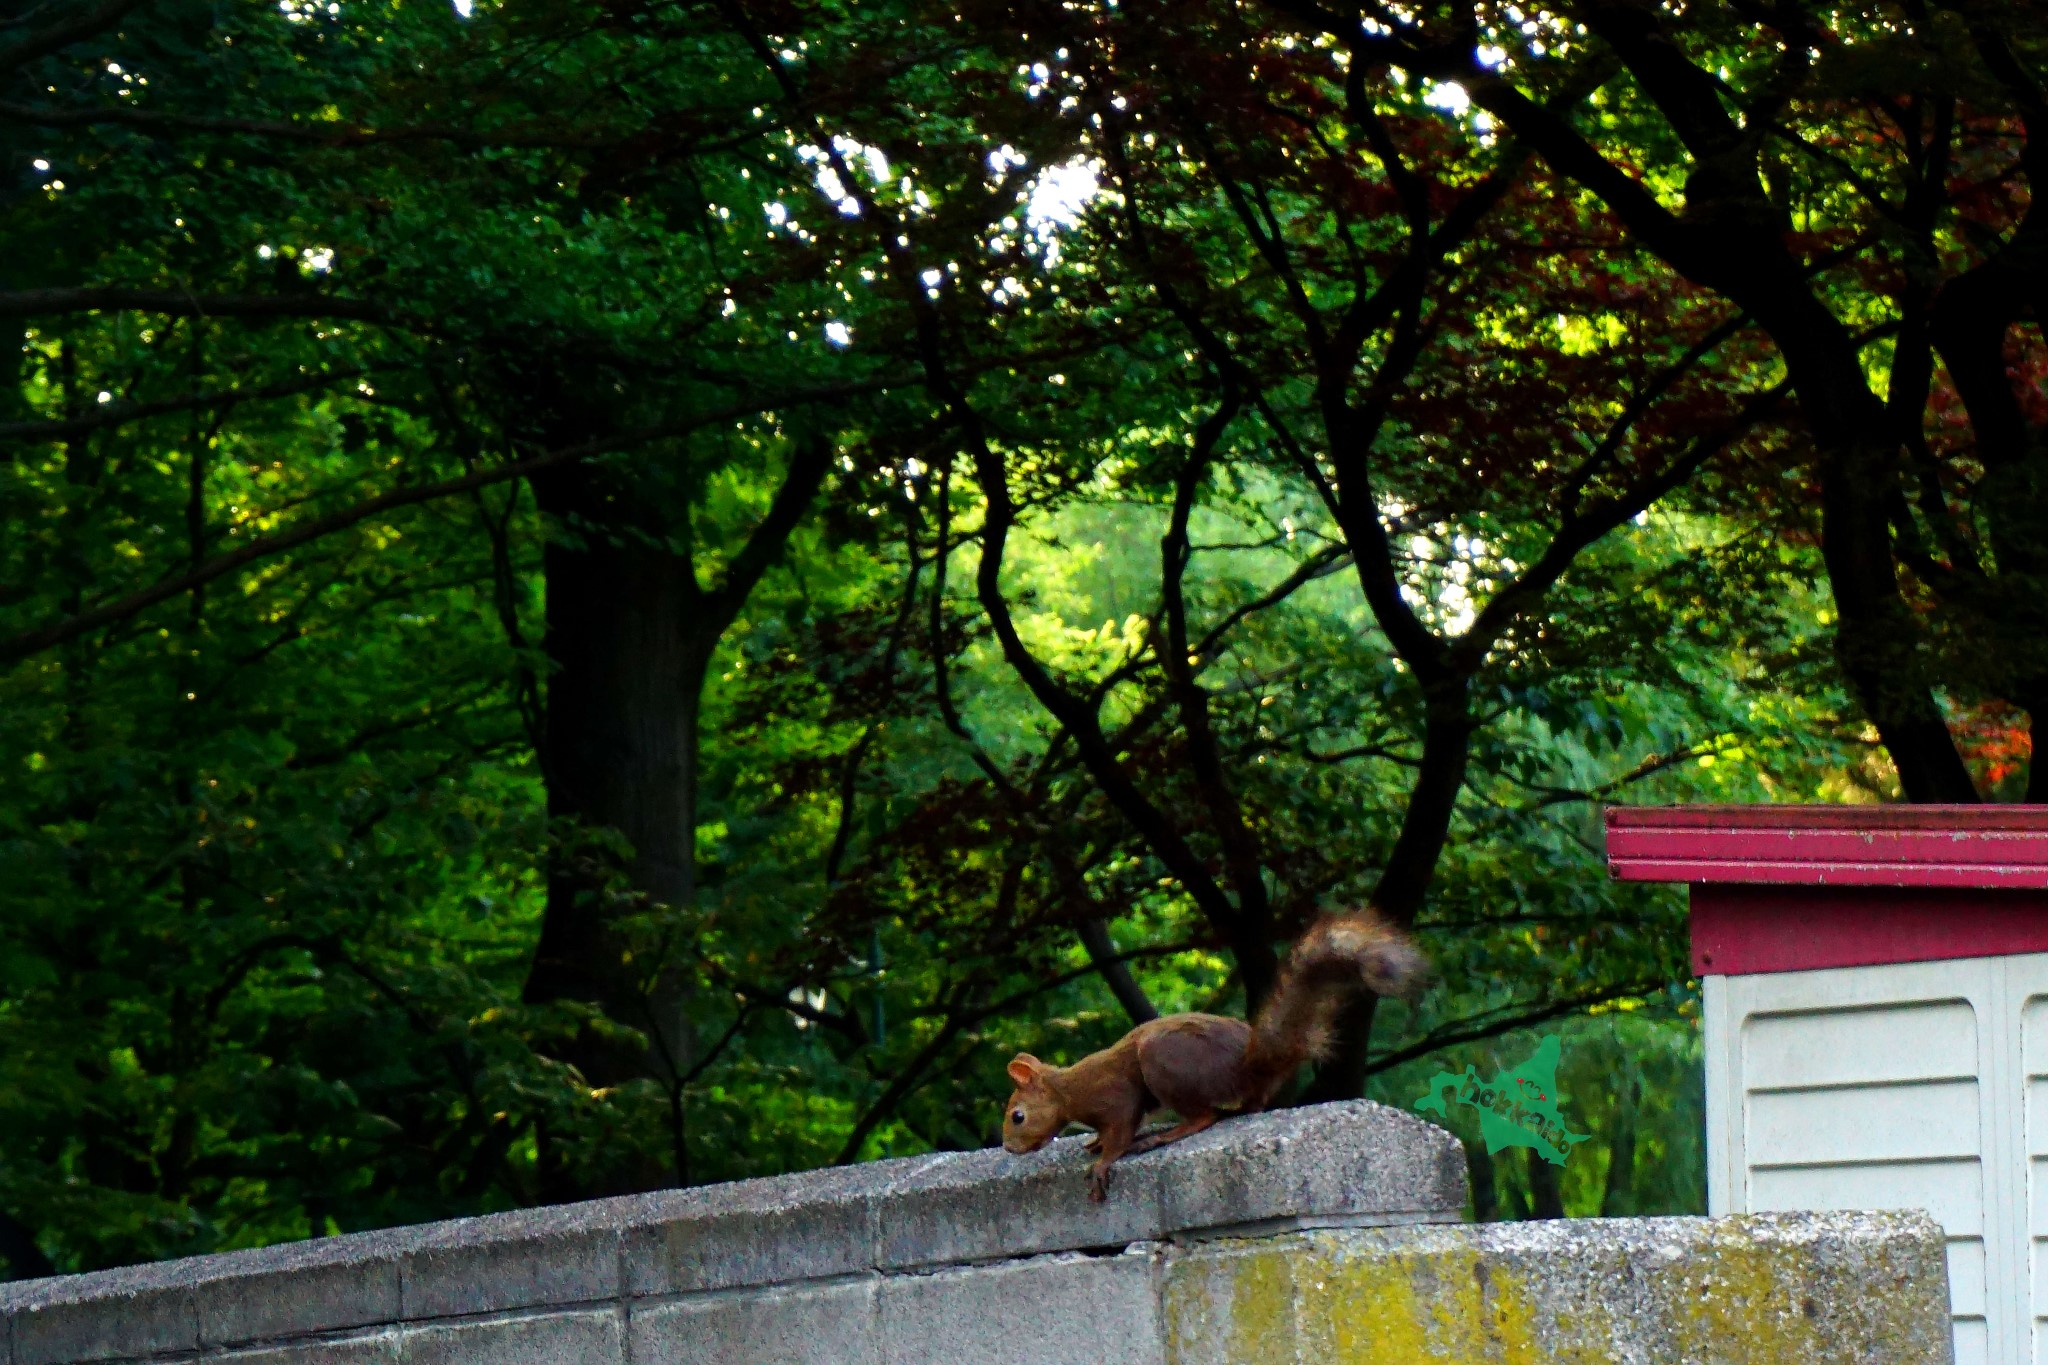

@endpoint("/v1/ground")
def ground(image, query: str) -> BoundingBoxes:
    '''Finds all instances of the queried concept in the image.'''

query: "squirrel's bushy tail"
[1240,909,1428,1102]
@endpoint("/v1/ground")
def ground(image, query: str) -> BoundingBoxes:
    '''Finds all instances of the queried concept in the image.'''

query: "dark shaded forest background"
[2,0,2044,1278]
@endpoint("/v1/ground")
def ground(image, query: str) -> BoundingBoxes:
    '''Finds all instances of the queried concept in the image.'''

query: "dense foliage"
[0,0,2039,1275]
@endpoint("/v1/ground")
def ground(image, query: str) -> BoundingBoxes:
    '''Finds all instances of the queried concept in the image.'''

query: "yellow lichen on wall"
[1160,1217,1952,1365]
[1160,1239,1301,1363]
[1642,1223,1833,1363]
[1289,1232,1598,1365]
[1311,1238,1534,1363]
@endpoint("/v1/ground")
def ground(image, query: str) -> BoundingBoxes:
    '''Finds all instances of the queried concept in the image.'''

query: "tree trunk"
[2026,692,2048,804]
[1076,916,1158,1025]
[523,456,709,1089]
[1526,1148,1565,1219]
[1466,1141,1498,1222]
[1815,431,1980,803]
[1601,1069,1638,1217]
[515,427,831,1195]
[1721,281,1981,803]
[1299,681,1473,1103]
[0,1210,53,1281]
[1447,59,1982,803]
[1368,680,1476,922]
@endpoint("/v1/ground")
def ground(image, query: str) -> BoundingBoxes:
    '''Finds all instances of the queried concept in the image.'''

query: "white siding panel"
[2020,995,2048,1078]
[1745,1000,1980,1089]
[1748,1157,1986,1235]
[2030,1159,2048,1235]
[1720,950,2023,1364]
[2025,1084,2048,1160]
[1747,1080,1981,1166]
[1705,974,1735,1217]
[2027,1239,2048,1311]
[1953,1237,1987,1315]
[1956,1316,1986,1365]
[2025,990,2048,1365]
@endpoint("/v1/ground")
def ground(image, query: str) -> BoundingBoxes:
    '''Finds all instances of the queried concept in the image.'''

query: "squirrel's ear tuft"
[1007,1053,1044,1086]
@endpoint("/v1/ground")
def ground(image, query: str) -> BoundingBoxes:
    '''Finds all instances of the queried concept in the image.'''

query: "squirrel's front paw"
[1087,1171,1110,1202]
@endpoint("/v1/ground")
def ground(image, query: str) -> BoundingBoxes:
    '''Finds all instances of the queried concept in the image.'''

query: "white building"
[1609,803,2048,1365]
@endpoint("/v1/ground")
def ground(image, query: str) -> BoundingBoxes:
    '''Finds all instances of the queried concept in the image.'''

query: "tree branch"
[1363,980,1673,1075]
[0,100,646,150]
[0,377,909,664]
[1555,313,1750,518]
[701,435,834,635]
[0,368,369,450]
[0,287,423,331]
[833,1006,968,1164]
[0,0,153,73]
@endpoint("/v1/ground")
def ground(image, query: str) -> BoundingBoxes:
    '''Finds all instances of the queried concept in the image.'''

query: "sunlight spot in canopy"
[824,321,852,347]
[1400,529,1485,636]
[1025,158,1100,231]
[787,986,828,1028]
[1422,80,1470,114]
[453,0,472,14]
[799,137,888,216]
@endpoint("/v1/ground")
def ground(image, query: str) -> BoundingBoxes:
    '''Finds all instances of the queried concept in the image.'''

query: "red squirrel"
[999,908,1427,1201]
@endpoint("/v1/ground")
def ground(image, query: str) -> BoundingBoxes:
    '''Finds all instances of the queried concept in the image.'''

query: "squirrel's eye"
[1010,1108,1026,1125]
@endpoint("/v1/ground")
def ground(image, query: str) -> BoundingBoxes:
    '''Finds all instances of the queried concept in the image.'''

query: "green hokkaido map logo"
[1414,1035,1591,1166]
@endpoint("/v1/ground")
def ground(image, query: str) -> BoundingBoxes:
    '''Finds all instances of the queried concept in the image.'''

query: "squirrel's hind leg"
[1124,1111,1217,1157]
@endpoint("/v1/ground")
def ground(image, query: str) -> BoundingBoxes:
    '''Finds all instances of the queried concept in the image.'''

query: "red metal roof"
[1605,804,2048,889]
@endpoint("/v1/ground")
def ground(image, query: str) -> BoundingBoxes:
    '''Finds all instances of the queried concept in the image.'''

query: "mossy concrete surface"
[1162,1211,1953,1365]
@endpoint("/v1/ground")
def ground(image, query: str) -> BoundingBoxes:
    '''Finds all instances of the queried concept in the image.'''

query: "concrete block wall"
[0,1100,1953,1364]
[1164,1213,1955,1364]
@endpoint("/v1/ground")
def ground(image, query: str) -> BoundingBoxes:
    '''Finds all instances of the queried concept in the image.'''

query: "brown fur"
[999,909,1427,1200]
